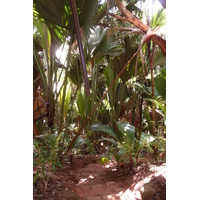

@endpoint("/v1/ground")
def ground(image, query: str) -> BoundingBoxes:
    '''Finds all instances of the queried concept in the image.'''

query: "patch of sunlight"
[56,41,69,65]
[117,191,123,196]
[53,81,62,93]
[78,178,88,184]
[116,189,142,200]
[103,160,117,169]
[136,0,163,20]
[154,168,166,178]
[117,189,133,199]
[107,195,116,199]
[104,164,110,169]
[100,0,105,4]
[89,175,94,179]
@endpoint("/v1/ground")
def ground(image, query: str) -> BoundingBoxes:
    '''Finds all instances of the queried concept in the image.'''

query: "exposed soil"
[33,155,166,200]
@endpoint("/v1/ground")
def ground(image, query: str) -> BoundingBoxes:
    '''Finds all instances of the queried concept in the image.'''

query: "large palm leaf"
[88,27,124,60]
[77,0,99,38]
[150,8,166,28]
[33,0,71,46]
[34,0,101,47]
[112,35,143,83]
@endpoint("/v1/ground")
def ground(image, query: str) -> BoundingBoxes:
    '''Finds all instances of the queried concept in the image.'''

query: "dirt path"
[73,162,137,200]
[33,155,166,200]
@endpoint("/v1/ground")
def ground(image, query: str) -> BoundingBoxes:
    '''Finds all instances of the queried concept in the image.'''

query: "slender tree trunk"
[148,42,158,161]
[70,0,90,97]
[148,42,156,135]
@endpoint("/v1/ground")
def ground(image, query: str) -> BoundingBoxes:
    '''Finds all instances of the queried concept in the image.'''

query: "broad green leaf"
[116,121,135,148]
[99,137,117,146]
[139,132,156,146]
[154,68,166,99]
[79,0,99,37]
[92,27,124,58]
[74,136,90,147]
[90,124,120,141]
[112,35,143,83]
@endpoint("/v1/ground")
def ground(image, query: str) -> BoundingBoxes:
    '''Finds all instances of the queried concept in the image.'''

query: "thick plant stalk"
[69,0,90,97]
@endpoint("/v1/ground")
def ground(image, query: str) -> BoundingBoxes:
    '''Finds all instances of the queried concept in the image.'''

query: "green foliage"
[72,135,95,154]
[76,88,93,123]
[33,0,71,46]
[98,157,110,165]
[102,66,125,123]
[151,8,166,28]
[59,81,72,131]
[68,60,83,86]
[33,131,67,193]
[78,0,99,37]
[112,35,143,83]
[91,27,124,58]
[116,121,135,148]
[90,124,121,141]
[33,0,166,177]
[90,122,136,170]
[33,132,64,169]
[153,49,166,67]
[136,132,166,163]
[154,68,166,100]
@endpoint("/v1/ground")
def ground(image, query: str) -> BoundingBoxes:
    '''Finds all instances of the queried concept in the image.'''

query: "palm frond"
[92,27,124,58]
[33,0,71,45]
[151,8,166,28]
[112,35,143,83]
[78,0,99,37]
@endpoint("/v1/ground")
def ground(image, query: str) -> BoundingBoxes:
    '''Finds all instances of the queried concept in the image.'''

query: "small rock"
[140,183,156,200]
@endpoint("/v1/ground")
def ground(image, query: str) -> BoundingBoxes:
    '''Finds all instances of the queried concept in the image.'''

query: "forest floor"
[33,155,166,200]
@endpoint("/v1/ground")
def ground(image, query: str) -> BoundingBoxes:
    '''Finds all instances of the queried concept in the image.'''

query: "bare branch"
[109,13,129,22]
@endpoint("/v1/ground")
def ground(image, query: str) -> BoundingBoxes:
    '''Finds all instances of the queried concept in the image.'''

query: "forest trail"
[33,155,166,200]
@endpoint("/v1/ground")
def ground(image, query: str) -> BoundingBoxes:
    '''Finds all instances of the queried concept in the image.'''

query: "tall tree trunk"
[148,42,158,161]
[149,47,156,135]
[70,0,90,97]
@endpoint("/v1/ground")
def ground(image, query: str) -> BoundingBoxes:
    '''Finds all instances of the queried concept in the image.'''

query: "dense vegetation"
[33,0,166,193]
